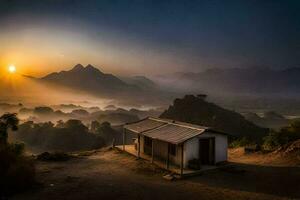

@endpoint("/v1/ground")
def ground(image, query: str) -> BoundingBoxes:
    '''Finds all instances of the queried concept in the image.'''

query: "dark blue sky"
[0,0,299,75]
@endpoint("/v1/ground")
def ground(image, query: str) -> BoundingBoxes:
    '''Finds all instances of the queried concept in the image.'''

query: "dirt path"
[12,149,299,200]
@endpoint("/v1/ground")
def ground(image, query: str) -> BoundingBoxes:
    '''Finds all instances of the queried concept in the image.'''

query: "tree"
[90,120,100,133]
[41,121,54,129]
[65,119,88,132]
[95,121,117,145]
[71,109,89,116]
[56,120,65,128]
[0,113,19,145]
[33,106,54,115]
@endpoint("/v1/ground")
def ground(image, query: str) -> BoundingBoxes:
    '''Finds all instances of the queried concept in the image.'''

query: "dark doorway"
[199,138,215,165]
[144,136,153,155]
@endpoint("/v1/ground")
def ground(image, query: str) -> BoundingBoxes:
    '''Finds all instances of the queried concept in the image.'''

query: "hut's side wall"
[207,133,228,163]
[184,138,199,168]
[140,136,181,166]
[184,132,228,167]
[153,139,168,159]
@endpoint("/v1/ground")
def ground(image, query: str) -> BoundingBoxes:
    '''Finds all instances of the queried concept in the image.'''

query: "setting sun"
[8,65,16,73]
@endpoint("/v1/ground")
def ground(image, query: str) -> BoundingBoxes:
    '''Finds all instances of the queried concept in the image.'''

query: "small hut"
[122,117,228,175]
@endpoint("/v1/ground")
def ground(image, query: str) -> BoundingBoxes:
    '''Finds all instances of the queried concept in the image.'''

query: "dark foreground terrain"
[12,149,300,200]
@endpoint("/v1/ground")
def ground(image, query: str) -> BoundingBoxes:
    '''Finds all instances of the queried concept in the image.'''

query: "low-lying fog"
[0,73,166,113]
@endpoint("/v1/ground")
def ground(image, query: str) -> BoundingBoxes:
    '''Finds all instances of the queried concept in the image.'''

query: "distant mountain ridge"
[42,64,139,96]
[119,75,157,90]
[155,67,300,95]
[40,64,171,106]
[243,111,289,130]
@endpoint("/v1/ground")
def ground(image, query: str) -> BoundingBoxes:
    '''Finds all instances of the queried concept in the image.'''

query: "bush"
[262,131,282,151]
[0,144,35,196]
[262,121,300,151]
[229,137,254,148]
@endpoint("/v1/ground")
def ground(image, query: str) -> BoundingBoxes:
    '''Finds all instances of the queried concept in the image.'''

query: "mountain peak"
[71,64,84,71]
[69,64,103,74]
[85,64,103,74]
[85,64,94,69]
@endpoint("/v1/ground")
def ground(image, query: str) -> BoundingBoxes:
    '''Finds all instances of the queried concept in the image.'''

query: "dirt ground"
[11,148,300,200]
[229,147,300,166]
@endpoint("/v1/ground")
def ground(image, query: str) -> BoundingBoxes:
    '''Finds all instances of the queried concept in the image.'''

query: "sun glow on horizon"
[8,65,16,73]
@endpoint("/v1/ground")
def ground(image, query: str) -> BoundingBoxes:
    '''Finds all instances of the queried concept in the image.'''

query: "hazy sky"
[0,0,299,76]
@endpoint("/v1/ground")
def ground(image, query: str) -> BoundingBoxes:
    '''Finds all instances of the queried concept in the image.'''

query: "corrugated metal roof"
[124,117,213,144]
[124,118,166,133]
[143,124,206,144]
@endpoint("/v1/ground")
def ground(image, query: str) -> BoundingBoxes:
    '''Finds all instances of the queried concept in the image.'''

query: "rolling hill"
[160,95,268,140]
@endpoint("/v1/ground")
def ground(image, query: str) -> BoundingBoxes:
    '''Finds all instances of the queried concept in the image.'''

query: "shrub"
[229,137,254,148]
[262,120,300,151]
[262,131,282,151]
